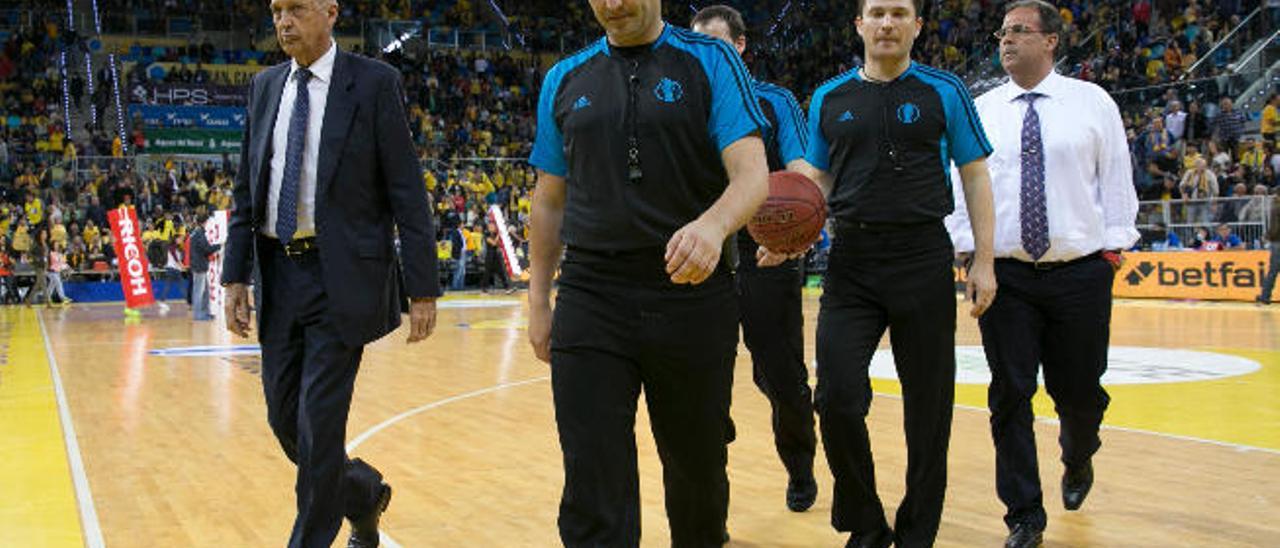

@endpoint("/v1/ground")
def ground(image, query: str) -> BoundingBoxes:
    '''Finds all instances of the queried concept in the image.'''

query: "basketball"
[747,170,827,255]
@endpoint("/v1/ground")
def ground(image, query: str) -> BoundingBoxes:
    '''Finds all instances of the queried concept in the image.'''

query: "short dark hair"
[1005,0,1064,51]
[691,4,746,41]
[855,0,925,17]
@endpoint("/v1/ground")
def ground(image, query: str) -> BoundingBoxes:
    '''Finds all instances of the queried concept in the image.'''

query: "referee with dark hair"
[691,3,819,514]
[760,0,998,545]
[525,0,771,546]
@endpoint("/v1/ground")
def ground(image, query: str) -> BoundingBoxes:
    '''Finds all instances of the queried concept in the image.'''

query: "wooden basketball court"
[3,293,1278,546]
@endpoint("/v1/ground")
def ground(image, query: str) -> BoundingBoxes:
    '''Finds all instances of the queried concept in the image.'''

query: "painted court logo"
[863,346,1261,385]
[572,95,591,110]
[653,77,683,103]
[837,110,855,122]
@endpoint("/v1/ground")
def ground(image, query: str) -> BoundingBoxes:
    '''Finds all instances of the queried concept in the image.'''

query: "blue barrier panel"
[64,280,189,303]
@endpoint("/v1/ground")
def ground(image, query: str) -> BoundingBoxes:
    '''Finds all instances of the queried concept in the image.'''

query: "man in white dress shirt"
[946,1,1138,547]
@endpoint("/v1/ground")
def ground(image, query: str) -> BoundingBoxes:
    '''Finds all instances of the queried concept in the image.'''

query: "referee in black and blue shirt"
[760,0,998,545]
[525,0,771,546]
[692,4,819,514]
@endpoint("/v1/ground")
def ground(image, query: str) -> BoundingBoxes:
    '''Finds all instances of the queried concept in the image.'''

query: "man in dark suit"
[220,0,441,546]
[188,212,221,321]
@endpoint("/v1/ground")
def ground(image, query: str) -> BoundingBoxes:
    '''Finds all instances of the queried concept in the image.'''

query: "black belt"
[836,219,939,233]
[275,237,318,257]
[998,251,1101,271]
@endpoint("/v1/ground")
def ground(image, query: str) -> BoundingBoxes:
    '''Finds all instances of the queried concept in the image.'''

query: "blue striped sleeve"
[528,61,568,177]
[529,42,602,176]
[669,29,770,152]
[804,70,857,171]
[757,83,808,165]
[916,65,992,166]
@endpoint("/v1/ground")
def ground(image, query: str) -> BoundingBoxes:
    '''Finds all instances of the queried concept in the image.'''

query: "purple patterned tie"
[276,67,311,244]
[1018,92,1049,260]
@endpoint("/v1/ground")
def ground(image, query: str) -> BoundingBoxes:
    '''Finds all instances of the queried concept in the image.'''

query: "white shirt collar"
[1005,69,1060,103]
[290,39,337,84]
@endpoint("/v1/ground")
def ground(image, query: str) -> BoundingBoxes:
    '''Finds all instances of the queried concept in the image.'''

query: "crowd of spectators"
[4,0,1280,299]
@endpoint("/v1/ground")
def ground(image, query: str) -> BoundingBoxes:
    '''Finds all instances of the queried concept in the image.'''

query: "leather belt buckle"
[283,237,317,257]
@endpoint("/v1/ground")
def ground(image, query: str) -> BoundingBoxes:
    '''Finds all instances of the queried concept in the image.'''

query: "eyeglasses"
[992,24,1052,40]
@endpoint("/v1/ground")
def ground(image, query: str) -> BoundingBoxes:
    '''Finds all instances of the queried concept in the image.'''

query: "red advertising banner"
[486,205,523,279]
[108,206,156,308]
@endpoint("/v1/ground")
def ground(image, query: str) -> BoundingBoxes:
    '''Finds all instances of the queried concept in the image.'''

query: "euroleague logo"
[654,77,684,103]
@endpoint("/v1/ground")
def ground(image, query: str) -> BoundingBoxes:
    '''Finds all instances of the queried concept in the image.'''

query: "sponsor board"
[143,128,243,154]
[128,104,246,130]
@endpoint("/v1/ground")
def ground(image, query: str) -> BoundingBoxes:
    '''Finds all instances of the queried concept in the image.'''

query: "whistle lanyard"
[626,58,643,183]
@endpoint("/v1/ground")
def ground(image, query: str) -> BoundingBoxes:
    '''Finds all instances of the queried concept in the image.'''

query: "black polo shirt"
[805,62,992,224]
[739,79,808,260]
[529,23,768,250]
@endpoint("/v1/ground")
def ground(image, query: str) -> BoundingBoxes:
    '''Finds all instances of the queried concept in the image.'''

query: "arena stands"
[2,0,1278,301]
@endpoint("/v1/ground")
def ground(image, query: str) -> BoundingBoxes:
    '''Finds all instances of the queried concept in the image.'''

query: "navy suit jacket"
[221,49,441,347]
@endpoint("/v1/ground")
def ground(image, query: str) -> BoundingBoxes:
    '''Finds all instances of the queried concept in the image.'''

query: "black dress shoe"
[845,526,893,548]
[1062,460,1093,511]
[785,474,818,512]
[348,483,392,548]
[1004,522,1043,548]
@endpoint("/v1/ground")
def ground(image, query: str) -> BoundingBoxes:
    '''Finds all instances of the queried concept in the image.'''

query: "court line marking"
[877,392,1280,456]
[346,376,551,548]
[345,373,1279,546]
[38,312,106,548]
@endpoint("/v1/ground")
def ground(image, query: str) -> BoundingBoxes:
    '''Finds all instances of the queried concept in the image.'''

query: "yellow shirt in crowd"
[51,223,67,247]
[1262,103,1279,135]
[25,198,43,226]
[83,224,100,248]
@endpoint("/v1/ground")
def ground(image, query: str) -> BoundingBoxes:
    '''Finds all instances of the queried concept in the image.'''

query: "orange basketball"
[747,170,827,255]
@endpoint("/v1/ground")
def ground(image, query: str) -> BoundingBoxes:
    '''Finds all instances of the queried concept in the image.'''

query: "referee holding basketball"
[691,4,820,513]
[526,0,770,545]
[760,0,997,545]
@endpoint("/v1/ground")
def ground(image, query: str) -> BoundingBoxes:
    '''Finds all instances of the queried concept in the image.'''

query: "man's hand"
[224,283,252,337]
[528,297,552,363]
[407,297,437,343]
[665,218,727,284]
[756,246,807,268]
[966,257,997,318]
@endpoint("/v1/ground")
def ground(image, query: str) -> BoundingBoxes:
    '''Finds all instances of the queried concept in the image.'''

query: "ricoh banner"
[108,206,156,309]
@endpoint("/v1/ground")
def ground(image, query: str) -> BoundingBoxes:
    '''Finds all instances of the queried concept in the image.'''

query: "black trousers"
[1259,243,1280,302]
[736,259,816,481]
[482,250,510,290]
[815,221,956,547]
[979,255,1113,530]
[551,247,739,548]
[257,238,386,548]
